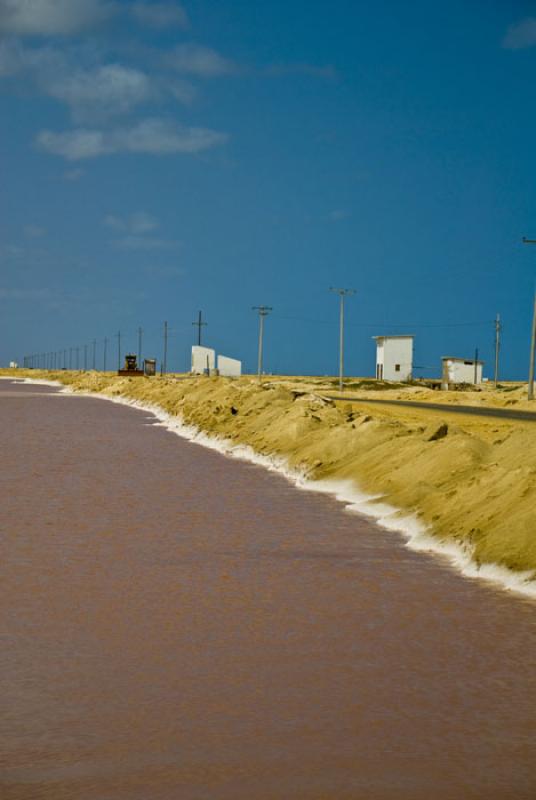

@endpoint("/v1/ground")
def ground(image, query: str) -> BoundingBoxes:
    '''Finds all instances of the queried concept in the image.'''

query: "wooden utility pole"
[192,311,207,346]
[522,238,536,400]
[329,287,356,392]
[494,314,501,387]
[252,306,272,381]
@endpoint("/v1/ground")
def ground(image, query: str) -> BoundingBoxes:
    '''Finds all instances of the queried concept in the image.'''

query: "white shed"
[191,345,215,375]
[217,355,242,377]
[441,357,484,388]
[373,335,414,382]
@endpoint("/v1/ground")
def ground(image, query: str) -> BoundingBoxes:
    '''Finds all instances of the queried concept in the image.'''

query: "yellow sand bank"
[5,369,536,577]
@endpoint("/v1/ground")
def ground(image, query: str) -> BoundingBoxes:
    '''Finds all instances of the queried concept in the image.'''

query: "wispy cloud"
[114,235,179,251]
[104,211,159,235]
[0,38,65,77]
[23,224,46,238]
[63,167,85,181]
[0,0,115,36]
[130,2,188,30]
[166,43,239,77]
[0,286,54,301]
[502,18,536,50]
[36,118,228,160]
[45,63,153,122]
[328,209,351,222]
[104,212,179,251]
[143,263,185,278]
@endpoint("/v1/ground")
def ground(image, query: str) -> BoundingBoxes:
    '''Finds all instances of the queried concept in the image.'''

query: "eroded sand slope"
[5,370,535,577]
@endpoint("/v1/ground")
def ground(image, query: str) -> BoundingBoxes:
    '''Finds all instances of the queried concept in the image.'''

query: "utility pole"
[117,331,121,371]
[138,327,143,365]
[474,347,479,385]
[103,337,108,372]
[494,314,501,387]
[69,347,72,370]
[523,238,536,400]
[252,306,272,381]
[192,311,207,346]
[329,287,356,392]
[92,339,96,370]
[84,344,88,371]
[75,346,80,370]
[162,321,168,375]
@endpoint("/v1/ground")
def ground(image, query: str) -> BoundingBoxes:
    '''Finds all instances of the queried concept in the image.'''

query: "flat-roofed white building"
[441,357,484,387]
[373,335,414,382]
[191,345,215,375]
[218,355,241,377]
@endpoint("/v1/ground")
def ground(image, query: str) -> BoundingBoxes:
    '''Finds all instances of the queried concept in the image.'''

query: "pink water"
[1,380,535,799]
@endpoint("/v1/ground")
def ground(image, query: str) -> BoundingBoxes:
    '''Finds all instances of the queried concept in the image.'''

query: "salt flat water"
[1,380,535,800]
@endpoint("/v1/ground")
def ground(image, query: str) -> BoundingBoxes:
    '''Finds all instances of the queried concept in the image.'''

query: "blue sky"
[1,0,536,378]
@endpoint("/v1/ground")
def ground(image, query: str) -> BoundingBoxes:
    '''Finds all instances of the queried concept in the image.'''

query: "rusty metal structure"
[118,353,144,377]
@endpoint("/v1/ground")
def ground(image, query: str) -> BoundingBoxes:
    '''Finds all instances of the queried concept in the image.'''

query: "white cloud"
[166,43,238,77]
[104,211,159,235]
[37,128,107,160]
[0,0,115,36]
[45,63,153,122]
[503,18,536,50]
[130,2,188,29]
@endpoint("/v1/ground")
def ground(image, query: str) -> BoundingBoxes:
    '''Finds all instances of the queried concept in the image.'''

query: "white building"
[441,357,484,388]
[373,335,414,382]
[191,345,215,375]
[218,355,242,377]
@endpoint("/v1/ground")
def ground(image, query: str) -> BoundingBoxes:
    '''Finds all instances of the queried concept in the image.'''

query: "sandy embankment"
[5,369,536,581]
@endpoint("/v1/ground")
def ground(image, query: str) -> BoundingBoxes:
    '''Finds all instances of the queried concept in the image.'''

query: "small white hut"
[373,335,414,382]
[191,345,215,375]
[217,355,242,377]
[441,357,484,388]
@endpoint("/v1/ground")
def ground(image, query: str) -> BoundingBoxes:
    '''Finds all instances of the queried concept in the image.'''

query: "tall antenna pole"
[522,238,536,400]
[103,337,108,372]
[138,327,143,364]
[192,311,207,346]
[329,287,356,392]
[162,321,168,375]
[494,313,501,387]
[529,292,536,401]
[252,306,272,381]
[117,331,121,371]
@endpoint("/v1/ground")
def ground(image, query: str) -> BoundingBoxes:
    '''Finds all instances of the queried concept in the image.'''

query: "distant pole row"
[21,293,360,388]
[21,288,524,395]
